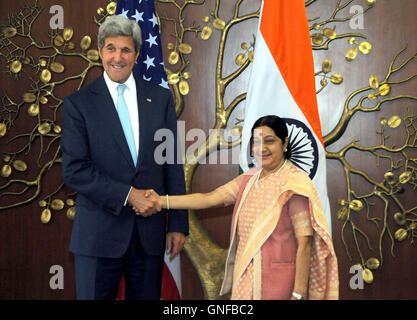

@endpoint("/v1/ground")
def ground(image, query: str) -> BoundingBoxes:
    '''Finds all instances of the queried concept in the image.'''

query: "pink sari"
[219,162,339,300]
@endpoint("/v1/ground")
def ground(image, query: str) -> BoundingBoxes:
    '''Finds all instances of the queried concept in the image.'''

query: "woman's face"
[252,126,288,171]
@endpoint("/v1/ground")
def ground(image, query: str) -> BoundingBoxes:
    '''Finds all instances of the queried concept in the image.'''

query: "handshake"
[127,188,162,217]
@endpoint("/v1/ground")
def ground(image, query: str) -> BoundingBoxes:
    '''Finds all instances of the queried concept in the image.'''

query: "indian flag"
[240,0,332,231]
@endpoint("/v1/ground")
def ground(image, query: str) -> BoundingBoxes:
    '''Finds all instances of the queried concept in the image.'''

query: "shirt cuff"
[124,186,133,206]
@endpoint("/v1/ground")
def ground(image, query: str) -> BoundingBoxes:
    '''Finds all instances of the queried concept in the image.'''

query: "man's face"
[99,35,139,83]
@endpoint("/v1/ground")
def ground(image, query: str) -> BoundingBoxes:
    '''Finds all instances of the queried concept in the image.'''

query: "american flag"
[115,0,182,300]
[116,0,169,89]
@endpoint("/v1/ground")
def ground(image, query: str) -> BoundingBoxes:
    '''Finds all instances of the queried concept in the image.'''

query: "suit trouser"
[73,226,164,300]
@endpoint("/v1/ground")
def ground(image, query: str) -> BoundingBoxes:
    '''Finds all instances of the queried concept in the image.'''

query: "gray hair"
[98,15,142,53]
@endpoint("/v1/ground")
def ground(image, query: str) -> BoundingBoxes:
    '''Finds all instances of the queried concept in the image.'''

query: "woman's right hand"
[132,189,162,216]
[144,189,164,209]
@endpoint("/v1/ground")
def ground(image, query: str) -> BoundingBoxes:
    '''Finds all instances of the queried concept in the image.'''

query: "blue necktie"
[117,84,137,166]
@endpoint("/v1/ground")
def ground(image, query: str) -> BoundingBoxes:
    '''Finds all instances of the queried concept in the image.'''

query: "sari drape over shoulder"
[218,162,339,300]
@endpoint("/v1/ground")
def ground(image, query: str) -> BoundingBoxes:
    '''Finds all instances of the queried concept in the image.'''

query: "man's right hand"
[127,188,161,217]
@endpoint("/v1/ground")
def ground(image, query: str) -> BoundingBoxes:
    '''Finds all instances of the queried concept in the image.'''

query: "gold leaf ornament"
[359,41,372,54]
[395,228,408,241]
[2,27,17,38]
[23,93,36,103]
[40,96,48,105]
[248,51,254,62]
[53,124,62,134]
[0,123,7,137]
[387,115,401,128]
[178,43,192,55]
[182,72,191,80]
[10,60,22,73]
[349,199,363,211]
[323,28,336,40]
[366,258,380,270]
[107,2,117,15]
[168,73,180,85]
[38,122,51,135]
[87,49,100,61]
[1,164,12,178]
[312,33,324,45]
[54,35,65,47]
[394,212,406,226]
[66,207,76,220]
[50,62,65,73]
[366,0,376,7]
[348,37,357,45]
[369,74,379,89]
[346,47,358,61]
[235,53,246,66]
[39,200,47,207]
[66,199,75,206]
[362,268,374,284]
[383,171,396,184]
[168,51,179,65]
[212,18,226,30]
[179,80,189,96]
[12,160,27,172]
[40,69,52,84]
[379,84,391,96]
[63,27,74,41]
[41,208,51,224]
[337,207,348,221]
[51,199,65,210]
[399,171,412,184]
[28,104,39,117]
[322,59,332,73]
[201,25,212,40]
[330,74,343,84]
[80,36,92,50]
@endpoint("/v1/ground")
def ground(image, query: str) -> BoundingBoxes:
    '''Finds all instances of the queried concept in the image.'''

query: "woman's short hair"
[98,15,142,53]
[250,115,292,159]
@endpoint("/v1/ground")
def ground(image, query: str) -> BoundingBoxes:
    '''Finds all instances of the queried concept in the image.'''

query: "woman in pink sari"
[145,115,338,300]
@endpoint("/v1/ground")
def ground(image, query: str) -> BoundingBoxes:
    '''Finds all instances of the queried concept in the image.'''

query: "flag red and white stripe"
[240,0,332,230]
[161,253,181,299]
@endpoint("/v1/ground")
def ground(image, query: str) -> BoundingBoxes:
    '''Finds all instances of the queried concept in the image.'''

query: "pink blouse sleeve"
[288,194,313,237]
[214,174,246,207]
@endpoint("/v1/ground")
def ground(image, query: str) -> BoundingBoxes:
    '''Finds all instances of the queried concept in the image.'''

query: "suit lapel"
[89,75,136,170]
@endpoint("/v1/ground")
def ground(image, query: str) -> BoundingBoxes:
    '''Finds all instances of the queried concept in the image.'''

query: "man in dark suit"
[61,15,188,300]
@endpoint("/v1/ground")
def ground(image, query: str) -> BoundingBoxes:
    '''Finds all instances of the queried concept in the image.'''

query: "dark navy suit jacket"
[61,74,188,258]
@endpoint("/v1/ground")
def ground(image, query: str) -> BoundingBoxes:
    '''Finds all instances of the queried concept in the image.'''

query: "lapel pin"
[146,98,152,103]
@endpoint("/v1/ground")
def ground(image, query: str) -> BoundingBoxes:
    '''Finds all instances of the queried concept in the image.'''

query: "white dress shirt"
[103,71,139,156]
[103,71,139,205]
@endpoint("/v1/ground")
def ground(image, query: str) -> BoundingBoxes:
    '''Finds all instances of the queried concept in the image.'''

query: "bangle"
[292,292,304,300]
[166,194,170,211]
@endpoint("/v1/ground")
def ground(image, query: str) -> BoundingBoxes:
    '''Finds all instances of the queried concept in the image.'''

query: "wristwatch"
[292,292,305,300]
